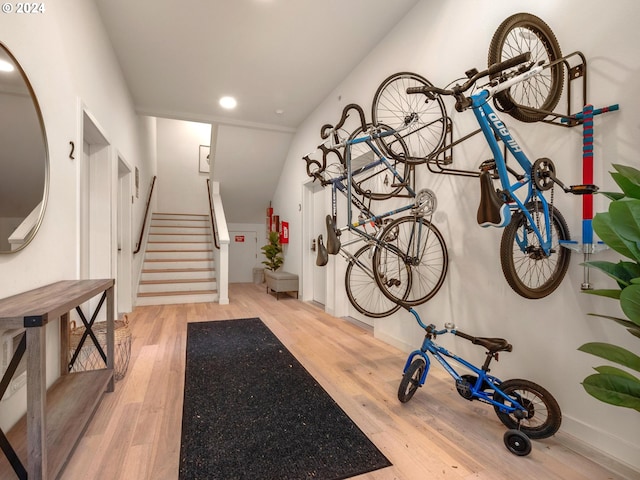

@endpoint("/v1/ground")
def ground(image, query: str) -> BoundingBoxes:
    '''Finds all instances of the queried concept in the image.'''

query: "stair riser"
[152,219,209,228]
[152,214,208,221]
[144,260,214,270]
[150,227,210,235]
[141,270,214,281]
[139,281,217,293]
[136,292,218,306]
[148,234,211,242]
[145,251,213,260]
[146,242,212,250]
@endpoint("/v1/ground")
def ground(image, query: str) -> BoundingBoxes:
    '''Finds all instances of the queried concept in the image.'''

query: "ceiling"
[94,0,420,223]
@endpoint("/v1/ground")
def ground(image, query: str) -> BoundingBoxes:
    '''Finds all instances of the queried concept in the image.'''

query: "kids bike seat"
[455,330,512,353]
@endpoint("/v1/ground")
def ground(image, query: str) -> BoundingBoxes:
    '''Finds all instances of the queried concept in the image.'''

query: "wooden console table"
[0,279,115,480]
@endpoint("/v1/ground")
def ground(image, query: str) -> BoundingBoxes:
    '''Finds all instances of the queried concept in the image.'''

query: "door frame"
[117,154,133,314]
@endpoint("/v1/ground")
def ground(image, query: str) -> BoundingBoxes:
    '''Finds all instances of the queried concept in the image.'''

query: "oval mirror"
[0,42,48,253]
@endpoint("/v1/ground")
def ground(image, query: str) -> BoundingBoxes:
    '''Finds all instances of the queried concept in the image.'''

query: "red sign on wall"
[235,235,245,242]
[280,221,289,244]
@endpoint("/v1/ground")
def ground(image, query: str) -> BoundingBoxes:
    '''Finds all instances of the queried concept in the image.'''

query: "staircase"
[137,213,218,305]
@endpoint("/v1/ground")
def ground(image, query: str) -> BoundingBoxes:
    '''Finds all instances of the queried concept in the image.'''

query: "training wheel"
[503,429,532,456]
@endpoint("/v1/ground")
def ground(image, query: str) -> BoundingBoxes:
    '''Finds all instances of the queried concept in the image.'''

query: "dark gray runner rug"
[179,318,391,479]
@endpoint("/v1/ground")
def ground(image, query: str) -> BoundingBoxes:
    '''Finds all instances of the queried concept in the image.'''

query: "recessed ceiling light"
[0,60,14,72]
[275,109,284,115]
[219,96,237,109]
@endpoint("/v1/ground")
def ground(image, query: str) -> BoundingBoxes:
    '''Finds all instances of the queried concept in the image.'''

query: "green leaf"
[609,200,640,242]
[578,342,640,373]
[583,288,622,300]
[612,164,640,199]
[599,191,626,201]
[593,365,640,382]
[593,212,640,261]
[587,313,639,330]
[612,171,640,199]
[629,328,640,340]
[582,372,640,410]
[583,260,640,287]
[620,284,640,327]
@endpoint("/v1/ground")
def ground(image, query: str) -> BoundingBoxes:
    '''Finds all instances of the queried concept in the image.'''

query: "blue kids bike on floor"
[398,307,562,456]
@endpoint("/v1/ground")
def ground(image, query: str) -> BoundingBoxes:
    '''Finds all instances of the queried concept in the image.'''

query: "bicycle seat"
[454,330,512,353]
[473,336,512,353]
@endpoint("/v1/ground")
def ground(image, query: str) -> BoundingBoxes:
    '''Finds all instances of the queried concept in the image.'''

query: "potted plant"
[261,231,284,272]
[579,163,640,412]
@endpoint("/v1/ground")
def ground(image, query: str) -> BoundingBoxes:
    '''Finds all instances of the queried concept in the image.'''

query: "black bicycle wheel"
[500,203,570,299]
[347,124,410,201]
[503,429,532,456]
[493,379,562,439]
[345,245,405,318]
[398,358,426,403]
[488,13,563,122]
[372,72,447,163]
[373,216,448,306]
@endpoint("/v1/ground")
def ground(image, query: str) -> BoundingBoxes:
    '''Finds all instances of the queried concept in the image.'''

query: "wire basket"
[68,315,132,381]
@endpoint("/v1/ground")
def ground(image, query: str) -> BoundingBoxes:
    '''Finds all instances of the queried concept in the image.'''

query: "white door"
[117,157,133,315]
[229,230,257,283]
[80,113,111,321]
[312,187,327,305]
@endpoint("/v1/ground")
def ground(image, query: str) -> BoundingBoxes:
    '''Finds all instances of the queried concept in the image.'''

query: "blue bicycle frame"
[470,89,553,256]
[328,130,418,237]
[402,308,526,415]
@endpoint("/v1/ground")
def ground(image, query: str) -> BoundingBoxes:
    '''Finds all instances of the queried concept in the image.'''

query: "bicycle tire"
[373,216,448,306]
[347,124,410,201]
[500,203,570,299]
[371,72,447,163]
[345,245,405,318]
[493,379,562,439]
[398,358,425,403]
[503,429,532,456]
[488,13,563,122]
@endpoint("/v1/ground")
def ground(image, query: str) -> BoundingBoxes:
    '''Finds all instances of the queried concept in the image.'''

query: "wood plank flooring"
[61,283,635,480]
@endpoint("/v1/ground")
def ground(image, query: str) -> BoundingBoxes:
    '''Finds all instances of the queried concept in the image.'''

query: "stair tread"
[141,278,214,284]
[138,289,217,297]
[142,267,214,272]
[145,258,212,262]
[146,249,213,252]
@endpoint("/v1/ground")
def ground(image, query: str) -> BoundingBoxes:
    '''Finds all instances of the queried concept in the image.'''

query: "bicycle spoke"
[372,72,447,162]
[374,216,448,306]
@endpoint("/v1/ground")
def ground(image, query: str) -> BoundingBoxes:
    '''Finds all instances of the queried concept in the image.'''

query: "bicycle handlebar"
[406,52,532,98]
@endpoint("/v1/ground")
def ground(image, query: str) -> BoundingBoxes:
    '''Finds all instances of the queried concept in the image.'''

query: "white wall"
[0,1,156,430]
[272,0,640,470]
[156,117,211,214]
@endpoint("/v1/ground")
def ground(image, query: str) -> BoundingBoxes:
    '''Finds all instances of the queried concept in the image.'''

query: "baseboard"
[558,417,640,479]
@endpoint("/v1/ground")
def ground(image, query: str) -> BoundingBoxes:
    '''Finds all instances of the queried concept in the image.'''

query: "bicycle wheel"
[373,216,448,306]
[500,203,570,299]
[347,124,410,201]
[345,245,405,318]
[493,379,562,439]
[371,72,447,163]
[488,13,563,122]
[503,429,532,456]
[398,358,425,403]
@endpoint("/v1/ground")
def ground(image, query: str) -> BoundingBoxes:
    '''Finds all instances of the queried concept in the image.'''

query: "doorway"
[302,181,327,306]
[117,156,133,315]
[228,230,257,283]
[80,111,111,319]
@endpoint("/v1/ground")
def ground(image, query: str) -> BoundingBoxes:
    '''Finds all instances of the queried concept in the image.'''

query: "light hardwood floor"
[61,283,636,480]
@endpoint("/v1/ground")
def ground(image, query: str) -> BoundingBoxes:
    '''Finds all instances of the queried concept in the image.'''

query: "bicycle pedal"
[569,184,599,195]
